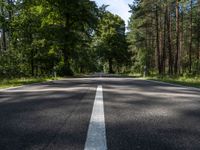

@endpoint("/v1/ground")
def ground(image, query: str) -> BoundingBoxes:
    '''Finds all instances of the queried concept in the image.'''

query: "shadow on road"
[103,78,200,150]
[0,80,96,150]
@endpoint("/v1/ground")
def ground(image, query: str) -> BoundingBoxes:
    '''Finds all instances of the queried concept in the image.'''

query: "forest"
[128,0,200,76]
[0,0,200,79]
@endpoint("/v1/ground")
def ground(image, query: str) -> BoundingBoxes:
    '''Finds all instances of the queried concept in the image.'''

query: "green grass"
[0,77,59,89]
[146,76,200,88]
[123,73,142,78]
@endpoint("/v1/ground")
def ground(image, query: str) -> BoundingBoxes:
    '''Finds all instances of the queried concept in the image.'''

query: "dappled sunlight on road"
[103,78,200,150]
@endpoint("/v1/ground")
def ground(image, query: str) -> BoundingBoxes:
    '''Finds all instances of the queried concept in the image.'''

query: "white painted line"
[84,85,107,150]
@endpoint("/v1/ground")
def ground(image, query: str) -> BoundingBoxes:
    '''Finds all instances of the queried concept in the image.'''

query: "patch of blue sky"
[93,0,133,27]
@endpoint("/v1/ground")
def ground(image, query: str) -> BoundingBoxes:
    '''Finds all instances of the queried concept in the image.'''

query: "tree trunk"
[1,7,7,51]
[31,50,34,76]
[108,58,113,73]
[180,9,184,74]
[189,0,193,73]
[63,49,72,75]
[174,0,180,74]
[155,5,161,74]
[145,26,149,76]
[197,19,200,73]
[167,5,173,75]
[7,0,13,19]
[63,14,73,75]
[7,0,13,39]
[2,29,6,51]
[161,6,167,75]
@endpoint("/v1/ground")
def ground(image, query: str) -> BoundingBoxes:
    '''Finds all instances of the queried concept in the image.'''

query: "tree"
[174,0,180,74]
[128,0,200,76]
[94,11,128,73]
[45,0,99,75]
[2,0,100,77]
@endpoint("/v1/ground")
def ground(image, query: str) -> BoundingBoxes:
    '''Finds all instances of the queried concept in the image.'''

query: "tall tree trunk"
[197,18,200,73]
[31,50,34,76]
[161,6,167,75]
[180,10,184,74]
[1,7,7,51]
[167,5,173,75]
[7,0,13,39]
[174,0,180,74]
[145,26,149,75]
[108,58,113,73]
[7,0,12,19]
[63,14,73,75]
[155,5,161,74]
[159,7,163,74]
[2,29,6,51]
[189,0,193,73]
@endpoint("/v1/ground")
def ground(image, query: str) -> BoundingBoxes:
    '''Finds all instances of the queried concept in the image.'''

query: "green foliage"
[0,0,101,77]
[128,0,200,76]
[0,0,132,78]
[147,76,200,88]
[93,11,129,73]
[0,77,57,89]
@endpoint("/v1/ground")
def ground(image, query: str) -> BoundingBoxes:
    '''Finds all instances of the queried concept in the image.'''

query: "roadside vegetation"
[0,77,59,89]
[0,1,129,78]
[146,75,200,88]
[127,0,200,88]
[1,0,200,88]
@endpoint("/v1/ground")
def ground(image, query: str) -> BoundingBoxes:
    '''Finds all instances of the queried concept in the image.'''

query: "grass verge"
[0,77,60,89]
[146,76,200,88]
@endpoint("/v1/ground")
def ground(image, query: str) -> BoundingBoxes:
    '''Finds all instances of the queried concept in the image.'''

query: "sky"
[93,0,133,27]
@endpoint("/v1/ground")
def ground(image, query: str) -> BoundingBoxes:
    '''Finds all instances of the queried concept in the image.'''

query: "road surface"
[0,77,200,150]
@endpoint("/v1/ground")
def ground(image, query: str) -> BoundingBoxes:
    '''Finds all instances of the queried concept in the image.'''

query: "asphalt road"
[0,77,200,150]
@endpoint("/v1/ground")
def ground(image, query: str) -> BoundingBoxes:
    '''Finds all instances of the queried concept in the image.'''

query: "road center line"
[84,85,107,150]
